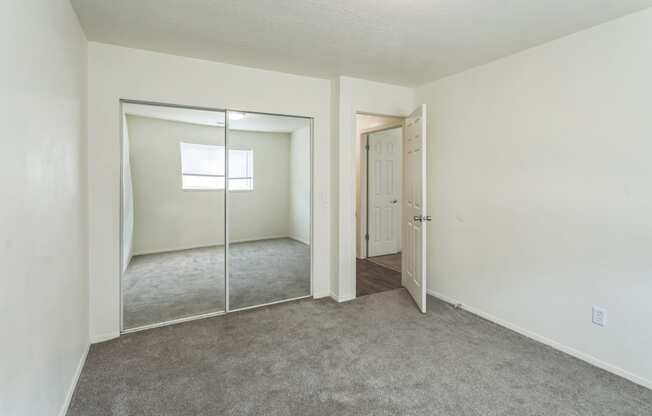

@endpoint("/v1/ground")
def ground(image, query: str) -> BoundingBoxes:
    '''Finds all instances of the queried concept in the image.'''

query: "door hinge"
[365,143,370,150]
[365,233,369,241]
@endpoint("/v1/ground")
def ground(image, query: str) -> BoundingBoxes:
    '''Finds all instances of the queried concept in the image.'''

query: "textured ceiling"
[71,0,652,86]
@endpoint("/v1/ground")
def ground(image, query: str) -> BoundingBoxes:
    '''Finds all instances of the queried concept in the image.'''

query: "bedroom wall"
[87,42,331,341]
[126,115,291,254]
[1,1,89,415]
[229,129,292,244]
[416,8,652,388]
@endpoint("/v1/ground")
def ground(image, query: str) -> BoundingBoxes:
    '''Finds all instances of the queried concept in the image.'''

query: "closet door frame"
[119,99,314,334]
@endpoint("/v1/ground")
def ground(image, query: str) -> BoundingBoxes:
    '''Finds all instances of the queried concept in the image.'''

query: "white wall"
[121,113,134,271]
[230,129,292,243]
[126,115,291,255]
[87,42,331,342]
[416,8,652,388]
[289,126,311,245]
[0,1,89,415]
[335,76,415,301]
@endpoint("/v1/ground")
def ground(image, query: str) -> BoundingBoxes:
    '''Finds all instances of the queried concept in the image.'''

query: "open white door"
[367,127,402,257]
[402,104,428,313]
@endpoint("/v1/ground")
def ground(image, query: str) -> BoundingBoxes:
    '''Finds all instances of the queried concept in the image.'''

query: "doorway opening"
[355,114,405,297]
[120,100,313,332]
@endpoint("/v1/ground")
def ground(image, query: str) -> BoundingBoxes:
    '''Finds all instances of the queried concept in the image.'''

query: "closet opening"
[120,100,313,332]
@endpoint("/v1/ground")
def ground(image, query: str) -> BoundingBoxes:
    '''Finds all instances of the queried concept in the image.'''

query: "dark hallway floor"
[366,252,401,272]
[356,257,402,297]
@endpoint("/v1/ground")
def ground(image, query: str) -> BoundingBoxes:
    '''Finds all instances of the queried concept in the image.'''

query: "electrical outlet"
[592,306,607,327]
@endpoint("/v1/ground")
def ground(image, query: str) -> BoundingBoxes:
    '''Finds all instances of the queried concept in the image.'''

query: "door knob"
[390,199,398,204]
[413,215,432,222]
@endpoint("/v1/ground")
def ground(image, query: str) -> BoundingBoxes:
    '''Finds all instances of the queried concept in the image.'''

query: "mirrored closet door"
[121,103,312,332]
[121,102,226,330]
[227,111,312,310]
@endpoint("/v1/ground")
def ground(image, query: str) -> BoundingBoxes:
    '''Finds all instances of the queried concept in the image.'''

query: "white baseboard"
[288,235,310,245]
[427,289,652,390]
[330,291,355,303]
[58,343,89,416]
[90,331,120,344]
[230,235,291,245]
[313,289,329,299]
[132,235,291,256]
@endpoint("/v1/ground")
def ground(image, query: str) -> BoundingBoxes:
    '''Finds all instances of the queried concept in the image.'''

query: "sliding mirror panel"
[227,111,311,310]
[121,103,226,330]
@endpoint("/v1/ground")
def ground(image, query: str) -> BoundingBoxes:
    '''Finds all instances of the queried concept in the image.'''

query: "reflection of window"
[180,142,253,191]
[228,149,254,191]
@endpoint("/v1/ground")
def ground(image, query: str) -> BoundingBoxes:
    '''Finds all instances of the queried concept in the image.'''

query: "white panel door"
[368,128,402,257]
[402,105,428,313]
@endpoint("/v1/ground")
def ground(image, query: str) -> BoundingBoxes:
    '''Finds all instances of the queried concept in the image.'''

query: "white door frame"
[337,109,409,302]
[358,124,404,259]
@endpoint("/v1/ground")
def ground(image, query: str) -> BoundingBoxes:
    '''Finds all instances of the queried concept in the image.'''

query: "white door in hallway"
[402,105,428,313]
[367,127,402,257]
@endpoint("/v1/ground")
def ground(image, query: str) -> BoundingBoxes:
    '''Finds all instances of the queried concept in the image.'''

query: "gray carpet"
[69,289,652,416]
[124,238,310,329]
